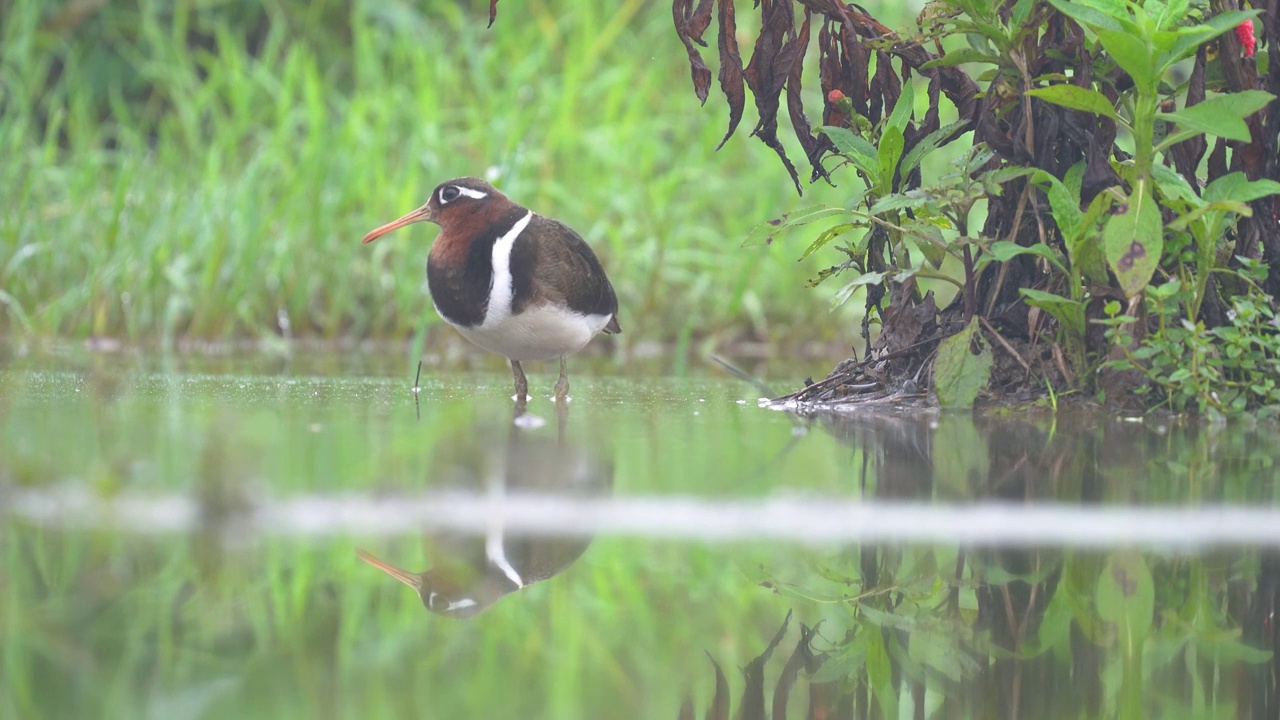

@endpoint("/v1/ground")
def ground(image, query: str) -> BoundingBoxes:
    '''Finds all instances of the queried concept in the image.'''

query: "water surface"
[2,351,1278,718]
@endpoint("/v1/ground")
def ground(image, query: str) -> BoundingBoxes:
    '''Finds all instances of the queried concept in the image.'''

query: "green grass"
[0,0,884,353]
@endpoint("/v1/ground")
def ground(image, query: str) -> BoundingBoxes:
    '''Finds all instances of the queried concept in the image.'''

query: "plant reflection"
[697,411,1280,718]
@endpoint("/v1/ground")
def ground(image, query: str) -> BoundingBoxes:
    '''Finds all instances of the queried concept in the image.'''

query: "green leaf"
[1162,10,1260,71]
[934,315,993,408]
[1097,29,1156,90]
[832,271,888,307]
[1203,633,1274,665]
[1032,168,1085,240]
[1011,0,1035,28]
[984,240,1068,273]
[768,204,848,228]
[1166,200,1252,231]
[864,622,898,720]
[1064,159,1085,195]
[908,632,976,684]
[921,48,1000,68]
[1149,163,1199,205]
[808,643,868,684]
[859,604,918,631]
[1160,90,1275,143]
[1025,85,1120,121]
[878,126,905,191]
[905,219,947,269]
[886,79,915,133]
[745,204,851,247]
[867,191,930,216]
[1105,181,1163,297]
[1020,288,1086,336]
[1204,171,1280,204]
[1096,551,1155,648]
[979,166,1038,196]
[820,126,880,177]
[1045,0,1126,32]
[900,119,971,177]
[1162,0,1192,25]
[1075,193,1114,283]
[797,222,859,261]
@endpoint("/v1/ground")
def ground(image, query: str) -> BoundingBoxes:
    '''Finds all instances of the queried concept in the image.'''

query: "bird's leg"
[555,391,569,445]
[553,356,569,402]
[511,360,529,405]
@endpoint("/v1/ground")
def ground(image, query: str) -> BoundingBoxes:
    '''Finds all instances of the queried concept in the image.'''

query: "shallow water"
[2,351,1278,719]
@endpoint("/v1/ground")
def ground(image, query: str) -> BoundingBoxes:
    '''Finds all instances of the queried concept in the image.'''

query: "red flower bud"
[1235,19,1256,58]
[827,89,846,103]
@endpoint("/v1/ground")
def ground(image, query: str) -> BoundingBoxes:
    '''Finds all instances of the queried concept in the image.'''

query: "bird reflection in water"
[357,403,611,618]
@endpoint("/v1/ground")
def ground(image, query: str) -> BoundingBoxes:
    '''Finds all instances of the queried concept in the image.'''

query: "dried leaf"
[704,652,729,720]
[787,10,831,180]
[772,622,821,720]
[674,0,714,103]
[687,0,715,44]
[738,610,792,720]
[744,0,803,192]
[714,0,745,149]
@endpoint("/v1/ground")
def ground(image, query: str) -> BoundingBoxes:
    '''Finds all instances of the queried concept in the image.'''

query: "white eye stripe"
[439,185,489,204]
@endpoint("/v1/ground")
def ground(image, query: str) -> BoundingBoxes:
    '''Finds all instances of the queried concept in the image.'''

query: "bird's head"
[356,548,499,619]
[362,177,510,243]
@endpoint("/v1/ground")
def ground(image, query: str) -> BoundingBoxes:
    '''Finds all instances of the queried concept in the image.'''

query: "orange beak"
[356,549,423,590]
[362,205,434,244]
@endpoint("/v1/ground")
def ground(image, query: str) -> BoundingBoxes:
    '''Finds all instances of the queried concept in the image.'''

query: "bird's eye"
[439,185,462,204]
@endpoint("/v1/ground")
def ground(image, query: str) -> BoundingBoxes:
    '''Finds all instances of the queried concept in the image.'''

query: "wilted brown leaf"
[738,609,793,720]
[771,620,822,720]
[787,11,832,181]
[704,651,729,720]
[674,0,715,103]
[714,0,745,149]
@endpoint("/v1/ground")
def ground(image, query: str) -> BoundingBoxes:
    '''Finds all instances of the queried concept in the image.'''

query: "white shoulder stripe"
[482,211,533,329]
[485,534,526,588]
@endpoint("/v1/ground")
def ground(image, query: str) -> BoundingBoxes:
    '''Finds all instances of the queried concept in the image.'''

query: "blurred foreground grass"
[0,0,884,354]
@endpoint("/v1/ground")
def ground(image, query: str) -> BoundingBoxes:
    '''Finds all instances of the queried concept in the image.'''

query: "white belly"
[445,303,612,361]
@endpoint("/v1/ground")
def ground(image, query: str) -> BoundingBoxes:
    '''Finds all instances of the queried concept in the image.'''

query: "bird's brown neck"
[429,202,525,267]
[426,205,529,328]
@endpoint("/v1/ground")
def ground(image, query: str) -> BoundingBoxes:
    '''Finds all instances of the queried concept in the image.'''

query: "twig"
[979,316,1031,373]
[709,355,777,398]
[986,182,1033,316]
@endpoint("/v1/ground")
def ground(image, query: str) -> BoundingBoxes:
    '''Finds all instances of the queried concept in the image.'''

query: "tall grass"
[0,0,879,353]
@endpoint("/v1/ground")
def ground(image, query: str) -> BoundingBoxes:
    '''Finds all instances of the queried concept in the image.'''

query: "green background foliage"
[0,0,889,353]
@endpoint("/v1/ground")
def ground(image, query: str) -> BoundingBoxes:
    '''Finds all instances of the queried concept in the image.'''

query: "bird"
[362,177,620,403]
[356,534,593,619]
[356,423,612,619]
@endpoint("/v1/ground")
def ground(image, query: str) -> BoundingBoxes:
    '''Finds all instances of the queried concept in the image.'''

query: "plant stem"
[963,245,976,321]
